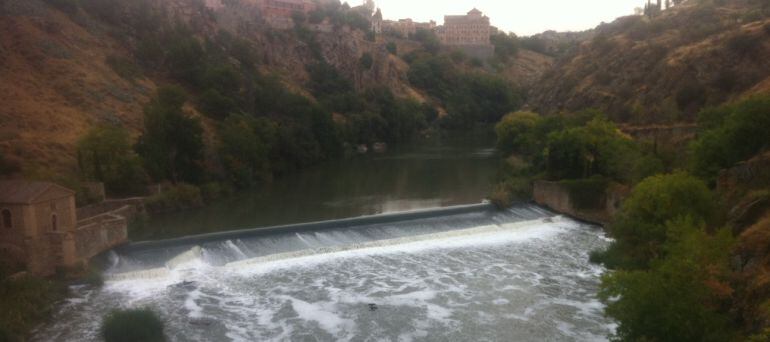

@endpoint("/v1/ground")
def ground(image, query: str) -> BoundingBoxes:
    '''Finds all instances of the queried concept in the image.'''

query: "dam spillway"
[33,204,616,341]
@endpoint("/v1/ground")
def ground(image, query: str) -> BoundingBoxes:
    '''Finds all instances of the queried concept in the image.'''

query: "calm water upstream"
[134,130,500,240]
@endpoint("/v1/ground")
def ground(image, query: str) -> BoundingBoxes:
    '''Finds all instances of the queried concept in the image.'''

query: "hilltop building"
[0,181,129,276]
[254,0,317,29]
[436,8,493,46]
[382,18,437,38]
[435,8,495,59]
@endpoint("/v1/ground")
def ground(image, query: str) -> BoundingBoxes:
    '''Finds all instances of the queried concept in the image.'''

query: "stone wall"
[533,180,629,226]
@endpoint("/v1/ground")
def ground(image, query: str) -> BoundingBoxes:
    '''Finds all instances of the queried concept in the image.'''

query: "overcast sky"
[373,0,645,36]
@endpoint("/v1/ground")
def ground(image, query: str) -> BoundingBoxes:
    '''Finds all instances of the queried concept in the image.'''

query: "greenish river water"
[134,130,500,240]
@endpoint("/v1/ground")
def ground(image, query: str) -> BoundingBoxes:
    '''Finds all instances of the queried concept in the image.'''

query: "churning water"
[34,205,616,341]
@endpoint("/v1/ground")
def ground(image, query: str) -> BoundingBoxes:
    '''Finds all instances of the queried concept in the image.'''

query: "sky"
[373,0,646,36]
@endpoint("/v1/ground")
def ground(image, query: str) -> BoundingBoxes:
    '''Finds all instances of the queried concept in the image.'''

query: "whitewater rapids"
[33,205,616,341]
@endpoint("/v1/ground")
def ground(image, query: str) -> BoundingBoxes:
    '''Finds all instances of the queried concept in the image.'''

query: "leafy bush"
[675,79,706,110]
[386,42,397,55]
[0,276,67,341]
[136,86,204,184]
[77,125,148,196]
[600,172,716,269]
[106,55,142,81]
[145,183,204,213]
[219,115,276,187]
[360,52,373,69]
[495,111,540,156]
[600,218,736,341]
[690,95,770,182]
[102,309,165,342]
[490,33,519,62]
[561,177,609,210]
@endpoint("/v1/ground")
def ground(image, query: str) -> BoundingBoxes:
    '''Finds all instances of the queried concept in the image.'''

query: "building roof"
[468,8,482,15]
[0,180,75,205]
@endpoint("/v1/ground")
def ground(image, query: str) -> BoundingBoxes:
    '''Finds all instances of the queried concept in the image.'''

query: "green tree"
[545,118,639,181]
[600,172,717,269]
[691,95,770,182]
[101,309,166,342]
[490,32,520,62]
[78,126,147,196]
[219,115,277,186]
[495,111,540,156]
[600,218,736,341]
[136,86,204,184]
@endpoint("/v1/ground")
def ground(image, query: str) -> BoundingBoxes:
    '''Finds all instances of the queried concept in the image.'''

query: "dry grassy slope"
[0,0,553,178]
[0,3,156,176]
[528,1,770,122]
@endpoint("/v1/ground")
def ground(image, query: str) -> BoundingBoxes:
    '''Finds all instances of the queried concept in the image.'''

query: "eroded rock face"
[528,3,770,123]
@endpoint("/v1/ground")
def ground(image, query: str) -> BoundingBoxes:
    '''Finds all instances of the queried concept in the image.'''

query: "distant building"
[0,181,128,276]
[372,8,383,34]
[383,18,436,38]
[254,0,317,29]
[436,8,492,46]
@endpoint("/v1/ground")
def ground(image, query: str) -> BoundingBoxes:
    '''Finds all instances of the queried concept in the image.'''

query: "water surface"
[35,206,616,341]
[136,130,499,240]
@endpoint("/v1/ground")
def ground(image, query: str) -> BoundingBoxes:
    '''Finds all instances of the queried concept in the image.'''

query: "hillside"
[528,0,770,123]
[0,0,551,181]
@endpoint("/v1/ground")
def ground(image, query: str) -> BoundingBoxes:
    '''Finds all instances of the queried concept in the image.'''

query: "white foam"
[225,218,568,276]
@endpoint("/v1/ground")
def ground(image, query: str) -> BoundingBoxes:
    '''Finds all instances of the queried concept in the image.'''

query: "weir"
[119,202,496,252]
[104,203,554,280]
[41,203,615,341]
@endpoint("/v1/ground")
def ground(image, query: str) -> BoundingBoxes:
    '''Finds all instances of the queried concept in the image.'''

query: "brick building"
[436,8,493,46]
[0,181,128,276]
[383,18,437,38]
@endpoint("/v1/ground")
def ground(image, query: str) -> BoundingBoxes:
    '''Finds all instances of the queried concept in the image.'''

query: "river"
[33,129,616,341]
[34,205,615,341]
[133,129,500,240]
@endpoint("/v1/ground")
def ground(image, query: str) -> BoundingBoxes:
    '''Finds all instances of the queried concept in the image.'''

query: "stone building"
[383,18,436,38]
[255,0,317,29]
[434,8,495,60]
[436,8,492,46]
[0,181,128,276]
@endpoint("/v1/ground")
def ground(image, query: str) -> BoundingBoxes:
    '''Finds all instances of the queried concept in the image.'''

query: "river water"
[34,206,616,341]
[134,130,500,240]
[33,129,616,341]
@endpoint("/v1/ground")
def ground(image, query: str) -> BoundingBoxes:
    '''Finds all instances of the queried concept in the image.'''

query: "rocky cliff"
[528,0,770,123]
[0,0,550,176]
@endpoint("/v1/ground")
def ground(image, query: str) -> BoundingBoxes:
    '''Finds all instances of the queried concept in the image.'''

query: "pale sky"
[372,0,645,36]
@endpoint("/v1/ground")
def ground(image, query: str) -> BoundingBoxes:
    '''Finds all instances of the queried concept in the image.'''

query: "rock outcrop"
[528,1,770,122]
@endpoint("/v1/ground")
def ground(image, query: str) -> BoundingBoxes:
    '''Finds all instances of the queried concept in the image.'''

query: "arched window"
[51,214,58,232]
[2,209,10,229]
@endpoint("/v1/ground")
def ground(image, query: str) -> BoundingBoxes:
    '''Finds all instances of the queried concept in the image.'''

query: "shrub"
[690,95,770,181]
[600,218,736,341]
[145,183,204,213]
[495,111,540,156]
[675,79,706,110]
[102,309,165,342]
[386,42,397,55]
[561,177,609,210]
[490,176,532,209]
[106,55,142,81]
[0,276,67,341]
[77,125,148,196]
[602,172,716,269]
[360,52,373,69]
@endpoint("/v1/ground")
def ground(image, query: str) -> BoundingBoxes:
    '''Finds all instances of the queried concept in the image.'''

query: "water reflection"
[136,130,499,240]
